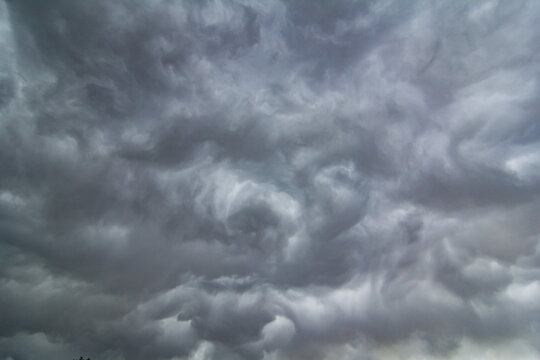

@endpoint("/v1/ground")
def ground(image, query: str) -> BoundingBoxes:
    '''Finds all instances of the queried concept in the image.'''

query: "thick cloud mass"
[1,0,540,359]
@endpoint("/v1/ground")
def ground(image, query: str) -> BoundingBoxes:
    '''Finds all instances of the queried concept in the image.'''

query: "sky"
[1,0,540,359]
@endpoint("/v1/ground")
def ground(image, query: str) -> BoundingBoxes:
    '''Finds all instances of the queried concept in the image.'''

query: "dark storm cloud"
[1,0,540,359]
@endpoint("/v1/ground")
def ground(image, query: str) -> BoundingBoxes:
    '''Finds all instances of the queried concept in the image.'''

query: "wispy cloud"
[1,1,540,359]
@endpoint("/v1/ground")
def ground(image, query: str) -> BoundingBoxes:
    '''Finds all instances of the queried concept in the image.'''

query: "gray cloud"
[1,0,540,359]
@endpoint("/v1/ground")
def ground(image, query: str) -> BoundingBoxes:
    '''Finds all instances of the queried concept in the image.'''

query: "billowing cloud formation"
[1,0,540,359]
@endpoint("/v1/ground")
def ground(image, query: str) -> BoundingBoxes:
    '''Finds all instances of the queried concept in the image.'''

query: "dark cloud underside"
[1,0,540,359]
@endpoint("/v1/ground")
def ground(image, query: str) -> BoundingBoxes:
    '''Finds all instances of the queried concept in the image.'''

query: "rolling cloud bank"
[1,0,540,359]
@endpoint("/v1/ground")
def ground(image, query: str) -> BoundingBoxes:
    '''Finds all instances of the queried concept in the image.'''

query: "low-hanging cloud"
[1,0,540,359]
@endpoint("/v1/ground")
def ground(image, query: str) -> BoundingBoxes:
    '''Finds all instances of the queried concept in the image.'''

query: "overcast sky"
[1,0,540,359]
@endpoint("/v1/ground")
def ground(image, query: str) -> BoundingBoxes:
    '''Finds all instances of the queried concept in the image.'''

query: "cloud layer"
[1,0,540,359]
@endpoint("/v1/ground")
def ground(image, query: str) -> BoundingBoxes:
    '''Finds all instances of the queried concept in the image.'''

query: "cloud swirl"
[1,1,540,359]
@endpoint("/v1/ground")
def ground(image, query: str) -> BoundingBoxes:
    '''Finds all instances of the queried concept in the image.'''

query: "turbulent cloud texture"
[1,0,540,359]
